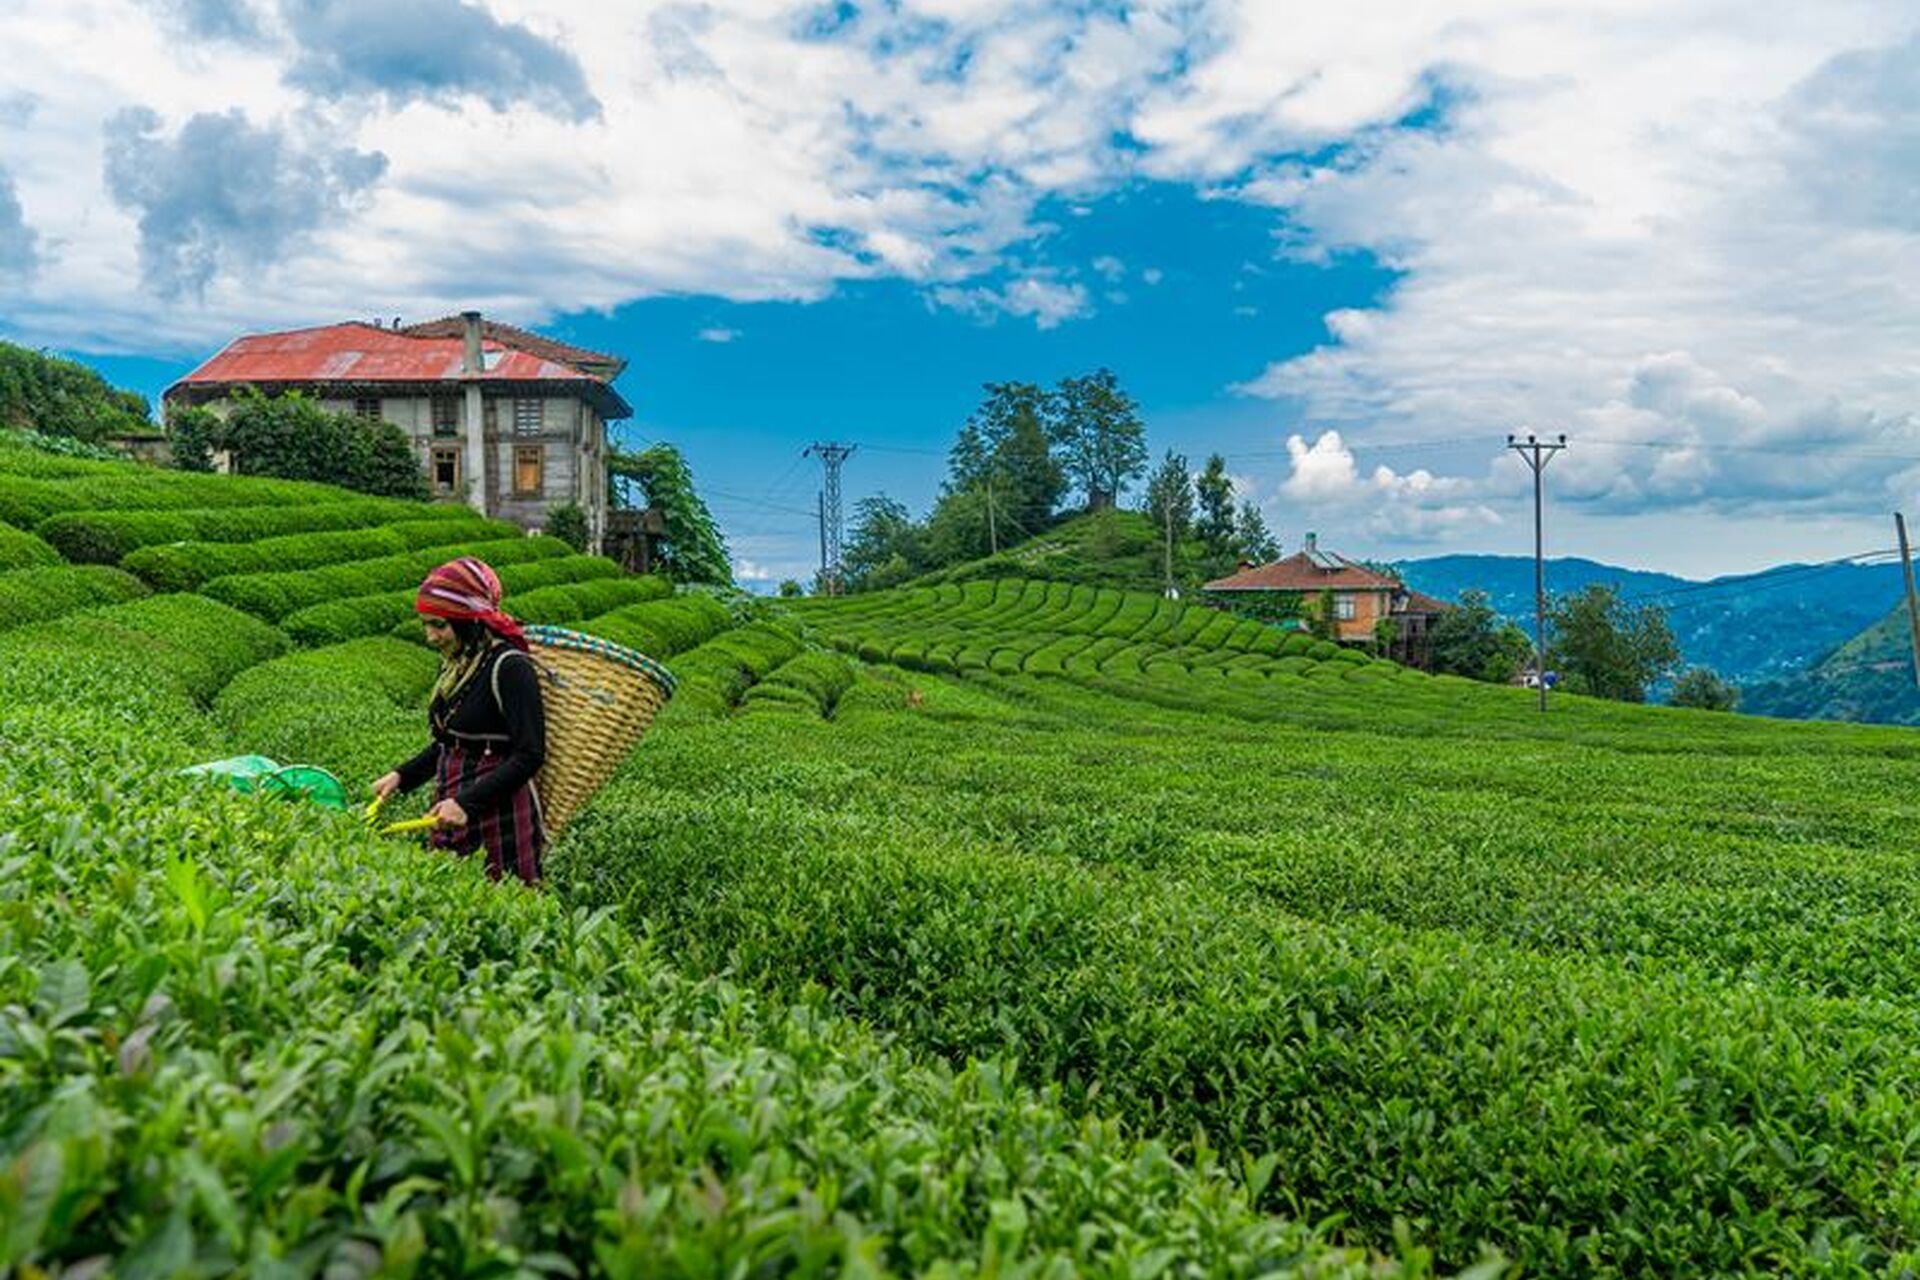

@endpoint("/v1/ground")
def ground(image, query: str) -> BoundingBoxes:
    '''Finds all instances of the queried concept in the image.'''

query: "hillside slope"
[1400,552,1906,685]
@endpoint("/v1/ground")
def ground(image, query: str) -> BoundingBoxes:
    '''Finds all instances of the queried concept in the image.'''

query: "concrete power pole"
[1508,433,1566,713]
[1896,513,1920,689]
[804,442,856,594]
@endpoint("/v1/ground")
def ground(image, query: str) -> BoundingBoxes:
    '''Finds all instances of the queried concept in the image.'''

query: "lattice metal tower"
[804,442,856,594]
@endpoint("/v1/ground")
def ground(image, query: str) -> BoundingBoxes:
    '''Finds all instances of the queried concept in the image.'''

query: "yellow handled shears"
[364,794,439,836]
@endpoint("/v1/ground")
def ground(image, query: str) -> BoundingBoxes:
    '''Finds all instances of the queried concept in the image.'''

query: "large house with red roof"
[1203,532,1452,658]
[163,312,630,546]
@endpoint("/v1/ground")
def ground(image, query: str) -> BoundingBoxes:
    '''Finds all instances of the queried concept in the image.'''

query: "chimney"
[461,310,483,374]
[1304,531,1317,554]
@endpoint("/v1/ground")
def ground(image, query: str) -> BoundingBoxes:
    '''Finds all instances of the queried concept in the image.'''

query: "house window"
[484,398,499,432]
[514,445,543,496]
[1335,594,1357,621]
[513,398,542,435]
[431,396,459,437]
[431,446,461,495]
[353,396,381,421]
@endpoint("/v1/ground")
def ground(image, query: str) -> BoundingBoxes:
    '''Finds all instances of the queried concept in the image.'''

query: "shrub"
[204,536,572,621]
[543,501,590,552]
[285,557,629,647]
[36,498,465,564]
[0,520,60,570]
[0,565,149,632]
[170,387,429,499]
[123,516,516,592]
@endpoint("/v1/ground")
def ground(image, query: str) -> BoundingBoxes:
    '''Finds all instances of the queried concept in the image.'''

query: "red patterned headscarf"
[415,557,528,652]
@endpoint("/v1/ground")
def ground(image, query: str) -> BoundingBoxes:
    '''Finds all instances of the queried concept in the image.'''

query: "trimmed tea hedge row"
[665,621,808,719]
[0,519,60,569]
[122,515,519,592]
[0,592,289,706]
[740,649,857,717]
[566,593,733,659]
[204,536,571,621]
[37,498,471,564]
[0,468,340,527]
[290,556,629,647]
[0,564,149,631]
[503,575,671,626]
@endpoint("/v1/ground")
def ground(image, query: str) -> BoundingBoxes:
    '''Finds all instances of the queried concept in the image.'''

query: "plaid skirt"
[429,741,547,886]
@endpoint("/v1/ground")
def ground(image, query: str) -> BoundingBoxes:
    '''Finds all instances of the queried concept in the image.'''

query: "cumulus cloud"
[1218,5,1920,525]
[930,274,1090,329]
[1280,430,1501,542]
[697,326,740,343]
[0,167,41,279]
[103,106,386,298]
[146,0,266,43]
[282,0,600,121]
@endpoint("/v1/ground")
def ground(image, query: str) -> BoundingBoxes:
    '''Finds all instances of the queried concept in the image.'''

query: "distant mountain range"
[1396,554,1909,688]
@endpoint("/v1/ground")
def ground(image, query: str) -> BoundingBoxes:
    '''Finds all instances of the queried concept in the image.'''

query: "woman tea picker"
[371,557,548,885]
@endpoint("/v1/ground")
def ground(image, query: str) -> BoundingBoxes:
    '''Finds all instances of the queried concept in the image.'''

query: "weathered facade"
[163,313,631,547]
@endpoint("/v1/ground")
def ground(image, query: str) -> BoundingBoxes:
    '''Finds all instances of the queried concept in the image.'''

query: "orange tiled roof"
[1204,549,1399,592]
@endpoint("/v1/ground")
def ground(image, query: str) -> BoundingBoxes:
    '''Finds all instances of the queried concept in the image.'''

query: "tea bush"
[291,557,630,647]
[0,519,59,569]
[39,498,468,564]
[123,516,518,591]
[204,537,571,621]
[0,563,149,630]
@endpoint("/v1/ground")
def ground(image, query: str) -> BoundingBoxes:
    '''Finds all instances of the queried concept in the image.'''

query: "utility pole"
[1162,500,1175,596]
[1897,513,1920,688]
[985,474,998,555]
[804,442,856,595]
[1508,433,1566,713]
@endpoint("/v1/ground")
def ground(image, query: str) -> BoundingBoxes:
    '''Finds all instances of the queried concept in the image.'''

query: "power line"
[1619,549,1898,607]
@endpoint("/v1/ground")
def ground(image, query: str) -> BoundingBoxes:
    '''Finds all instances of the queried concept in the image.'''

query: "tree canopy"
[167,389,425,500]
[1547,582,1680,702]
[1428,589,1532,684]
[0,341,151,443]
[609,442,731,586]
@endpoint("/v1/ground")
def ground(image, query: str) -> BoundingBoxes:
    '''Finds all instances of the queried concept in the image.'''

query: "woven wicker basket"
[523,624,676,836]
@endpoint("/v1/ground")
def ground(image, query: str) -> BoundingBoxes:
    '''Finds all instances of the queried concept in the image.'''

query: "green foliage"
[0,564,151,631]
[36,497,464,564]
[1429,589,1533,684]
[1235,500,1278,561]
[776,578,804,598]
[1195,453,1236,556]
[1050,368,1148,509]
[290,556,625,647]
[171,388,428,499]
[0,519,60,570]
[1547,582,1680,702]
[0,341,151,442]
[608,442,730,585]
[0,467,342,530]
[843,494,929,592]
[122,516,514,592]
[542,500,590,552]
[1669,665,1739,711]
[203,536,571,621]
[1141,449,1194,545]
[2,426,126,462]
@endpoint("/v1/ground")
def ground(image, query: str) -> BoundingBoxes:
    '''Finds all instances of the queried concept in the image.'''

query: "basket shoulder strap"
[491,648,530,717]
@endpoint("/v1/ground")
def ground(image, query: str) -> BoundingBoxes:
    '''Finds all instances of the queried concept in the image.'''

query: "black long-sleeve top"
[395,645,547,813]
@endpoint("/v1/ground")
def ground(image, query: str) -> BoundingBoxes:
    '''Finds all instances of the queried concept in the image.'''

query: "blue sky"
[8,1,1920,585]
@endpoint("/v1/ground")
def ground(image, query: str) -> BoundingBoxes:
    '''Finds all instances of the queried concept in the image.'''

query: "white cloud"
[929,275,1090,329]
[1278,430,1502,543]
[0,0,1915,546]
[697,326,740,343]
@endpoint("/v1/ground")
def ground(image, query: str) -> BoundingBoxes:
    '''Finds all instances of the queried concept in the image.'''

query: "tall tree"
[1234,500,1279,561]
[1429,589,1532,683]
[1142,450,1193,542]
[1051,368,1147,510]
[1547,582,1679,702]
[608,442,731,586]
[843,494,928,592]
[945,382,1065,551]
[1194,453,1236,554]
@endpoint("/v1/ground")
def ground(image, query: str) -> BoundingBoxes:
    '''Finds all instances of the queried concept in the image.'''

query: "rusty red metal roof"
[165,322,631,418]
[397,316,624,377]
[1399,589,1455,614]
[1203,549,1400,593]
